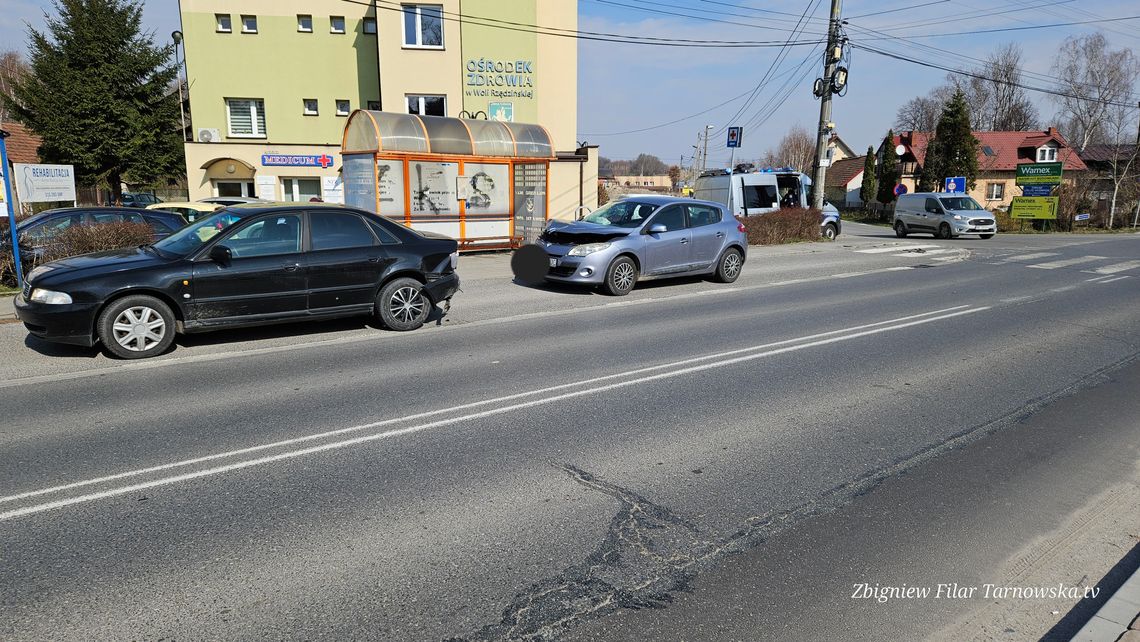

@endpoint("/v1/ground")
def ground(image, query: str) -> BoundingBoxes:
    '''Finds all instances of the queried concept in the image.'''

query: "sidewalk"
[0,292,15,322]
[1072,564,1140,641]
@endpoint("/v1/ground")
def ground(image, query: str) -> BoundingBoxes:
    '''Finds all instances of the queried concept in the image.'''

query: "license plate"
[549,258,557,267]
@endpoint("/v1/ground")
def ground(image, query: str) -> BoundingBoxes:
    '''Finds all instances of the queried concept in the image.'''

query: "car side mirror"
[209,244,232,264]
[646,224,668,234]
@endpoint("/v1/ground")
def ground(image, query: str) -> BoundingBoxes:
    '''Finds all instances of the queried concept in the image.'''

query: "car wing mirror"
[209,244,232,265]
[646,224,668,234]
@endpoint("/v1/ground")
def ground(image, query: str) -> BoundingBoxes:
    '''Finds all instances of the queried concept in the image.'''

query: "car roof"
[612,194,726,209]
[147,202,221,211]
[218,202,367,214]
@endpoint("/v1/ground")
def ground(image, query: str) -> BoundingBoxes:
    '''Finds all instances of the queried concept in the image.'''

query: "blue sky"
[3,0,1138,167]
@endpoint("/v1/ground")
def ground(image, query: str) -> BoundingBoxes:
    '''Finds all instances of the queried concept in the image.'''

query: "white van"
[693,169,842,239]
[893,193,996,239]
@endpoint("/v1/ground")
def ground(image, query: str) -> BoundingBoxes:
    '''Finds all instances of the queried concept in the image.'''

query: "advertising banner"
[12,163,76,203]
[1009,196,1058,219]
[1015,162,1062,185]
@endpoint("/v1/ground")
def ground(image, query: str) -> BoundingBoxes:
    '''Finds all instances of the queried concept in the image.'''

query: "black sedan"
[15,204,460,359]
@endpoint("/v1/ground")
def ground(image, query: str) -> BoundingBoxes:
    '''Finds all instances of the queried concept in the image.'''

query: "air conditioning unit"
[196,128,221,143]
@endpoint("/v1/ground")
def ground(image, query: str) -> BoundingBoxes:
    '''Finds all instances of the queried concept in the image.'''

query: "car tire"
[376,277,430,331]
[96,294,176,360]
[894,221,907,238]
[823,223,838,240]
[714,247,744,283]
[938,223,953,239]
[979,234,994,239]
[602,255,638,296]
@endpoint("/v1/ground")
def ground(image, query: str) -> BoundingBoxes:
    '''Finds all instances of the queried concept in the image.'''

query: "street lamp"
[701,124,715,174]
[172,30,187,142]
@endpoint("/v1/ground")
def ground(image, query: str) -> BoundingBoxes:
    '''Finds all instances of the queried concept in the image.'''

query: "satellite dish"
[895,144,906,156]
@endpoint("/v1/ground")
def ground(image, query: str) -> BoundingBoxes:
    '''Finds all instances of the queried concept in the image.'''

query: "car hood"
[540,220,633,245]
[28,246,174,286]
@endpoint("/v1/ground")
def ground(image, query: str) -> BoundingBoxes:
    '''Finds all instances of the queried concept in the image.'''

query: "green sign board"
[1010,196,1058,219]
[1016,162,1063,185]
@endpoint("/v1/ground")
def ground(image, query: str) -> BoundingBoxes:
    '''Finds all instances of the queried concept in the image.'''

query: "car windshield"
[582,200,659,228]
[939,197,983,211]
[152,209,250,256]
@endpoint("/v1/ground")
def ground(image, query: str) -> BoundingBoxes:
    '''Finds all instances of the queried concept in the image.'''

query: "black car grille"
[971,219,994,226]
[22,282,32,299]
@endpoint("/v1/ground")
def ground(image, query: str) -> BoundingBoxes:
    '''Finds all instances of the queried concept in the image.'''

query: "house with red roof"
[824,155,867,208]
[878,127,1086,210]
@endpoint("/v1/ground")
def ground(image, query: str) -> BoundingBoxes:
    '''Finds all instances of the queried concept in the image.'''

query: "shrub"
[1,221,154,286]
[738,208,822,245]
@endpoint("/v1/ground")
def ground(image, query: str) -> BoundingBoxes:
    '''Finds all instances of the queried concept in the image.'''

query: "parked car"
[893,193,996,239]
[692,168,842,240]
[121,193,162,208]
[198,196,270,206]
[2,206,187,263]
[537,195,747,296]
[14,204,460,359]
[147,201,222,223]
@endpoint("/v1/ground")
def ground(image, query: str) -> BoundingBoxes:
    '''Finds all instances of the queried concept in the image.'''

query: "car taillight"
[737,222,747,233]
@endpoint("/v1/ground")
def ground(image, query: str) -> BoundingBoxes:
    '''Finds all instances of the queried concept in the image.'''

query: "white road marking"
[1085,275,1116,283]
[1092,261,1140,275]
[891,249,955,258]
[0,265,934,391]
[1001,252,1058,262]
[832,266,915,278]
[933,256,957,262]
[856,244,941,254]
[0,306,989,520]
[1027,256,1107,270]
[1097,276,1131,284]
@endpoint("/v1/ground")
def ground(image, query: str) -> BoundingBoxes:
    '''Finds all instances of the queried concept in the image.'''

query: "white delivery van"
[693,168,842,239]
[893,192,996,239]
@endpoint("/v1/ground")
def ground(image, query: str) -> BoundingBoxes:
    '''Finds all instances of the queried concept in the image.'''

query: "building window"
[366,100,381,111]
[363,17,377,34]
[403,5,444,48]
[1037,146,1057,162]
[241,15,258,33]
[303,98,319,116]
[215,14,232,33]
[283,178,323,203]
[986,183,1005,200]
[336,100,351,116]
[330,16,346,34]
[298,15,313,32]
[407,94,445,117]
[226,98,266,137]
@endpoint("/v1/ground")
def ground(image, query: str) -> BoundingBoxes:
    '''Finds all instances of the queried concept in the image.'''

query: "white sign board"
[12,163,76,203]
[321,175,344,204]
[255,175,277,201]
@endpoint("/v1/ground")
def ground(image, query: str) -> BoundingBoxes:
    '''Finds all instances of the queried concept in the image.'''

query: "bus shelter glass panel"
[514,163,547,243]
[409,161,459,217]
[376,159,406,217]
[342,154,377,211]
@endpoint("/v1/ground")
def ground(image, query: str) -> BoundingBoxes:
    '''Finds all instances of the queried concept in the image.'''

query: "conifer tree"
[876,130,899,204]
[919,91,979,192]
[859,146,877,206]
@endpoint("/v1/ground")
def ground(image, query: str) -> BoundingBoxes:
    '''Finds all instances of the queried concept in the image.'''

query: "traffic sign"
[1075,213,1091,221]
[894,183,908,196]
[727,127,743,148]
[1010,196,1058,219]
[1016,162,1062,185]
[1021,184,1053,197]
[944,176,965,193]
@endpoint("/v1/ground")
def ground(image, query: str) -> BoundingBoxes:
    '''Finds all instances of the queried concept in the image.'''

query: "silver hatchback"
[537,195,748,295]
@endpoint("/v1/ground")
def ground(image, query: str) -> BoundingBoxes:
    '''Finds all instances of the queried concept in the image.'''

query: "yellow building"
[178,0,595,241]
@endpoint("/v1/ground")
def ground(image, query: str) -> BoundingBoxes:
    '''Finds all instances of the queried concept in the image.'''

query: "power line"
[846,0,950,20]
[873,13,1140,38]
[865,0,1078,32]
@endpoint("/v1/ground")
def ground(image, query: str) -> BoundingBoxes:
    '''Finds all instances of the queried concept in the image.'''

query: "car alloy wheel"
[723,252,742,279]
[894,221,907,238]
[112,306,166,352]
[613,262,636,291]
[823,223,837,240]
[389,286,426,325]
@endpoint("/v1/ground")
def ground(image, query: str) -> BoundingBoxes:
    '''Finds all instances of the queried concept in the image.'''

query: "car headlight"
[953,214,965,220]
[567,242,611,257]
[449,251,458,270]
[30,288,73,305]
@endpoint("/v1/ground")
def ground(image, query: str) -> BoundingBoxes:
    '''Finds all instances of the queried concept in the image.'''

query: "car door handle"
[368,256,382,263]
[680,238,689,244]
[715,232,725,238]
[283,263,301,272]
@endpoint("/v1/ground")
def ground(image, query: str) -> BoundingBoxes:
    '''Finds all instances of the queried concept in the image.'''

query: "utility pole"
[810,0,845,210]
[1133,101,1140,228]
[701,124,714,174]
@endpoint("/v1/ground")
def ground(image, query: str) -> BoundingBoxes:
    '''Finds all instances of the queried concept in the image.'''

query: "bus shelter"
[341,110,553,250]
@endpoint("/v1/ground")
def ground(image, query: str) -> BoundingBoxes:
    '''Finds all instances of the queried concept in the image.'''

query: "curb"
[1071,564,1140,641]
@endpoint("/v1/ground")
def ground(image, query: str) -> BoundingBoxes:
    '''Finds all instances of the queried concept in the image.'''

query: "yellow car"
[146,201,222,224]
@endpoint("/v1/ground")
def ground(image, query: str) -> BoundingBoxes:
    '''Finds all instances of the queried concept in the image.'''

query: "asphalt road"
[1,224,1139,641]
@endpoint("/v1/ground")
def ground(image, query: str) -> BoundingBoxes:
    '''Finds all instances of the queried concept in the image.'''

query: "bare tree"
[774,125,815,172]
[984,44,1038,131]
[1053,34,1140,152]
[1100,103,1140,228]
[895,95,943,132]
[0,51,29,124]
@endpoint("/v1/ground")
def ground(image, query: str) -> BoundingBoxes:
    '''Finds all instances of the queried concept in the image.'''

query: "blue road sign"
[894,183,908,196]
[727,127,743,148]
[1021,184,1053,197]
[1075,213,1091,221]
[944,176,965,192]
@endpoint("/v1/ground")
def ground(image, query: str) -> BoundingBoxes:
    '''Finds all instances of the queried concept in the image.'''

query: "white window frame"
[225,98,266,138]
[240,15,258,34]
[215,14,232,33]
[282,178,323,203]
[330,16,346,34]
[406,94,446,117]
[366,100,381,111]
[335,99,351,117]
[298,14,313,32]
[302,98,319,116]
[986,182,1004,201]
[1037,145,1057,162]
[402,4,444,49]
[363,17,377,34]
